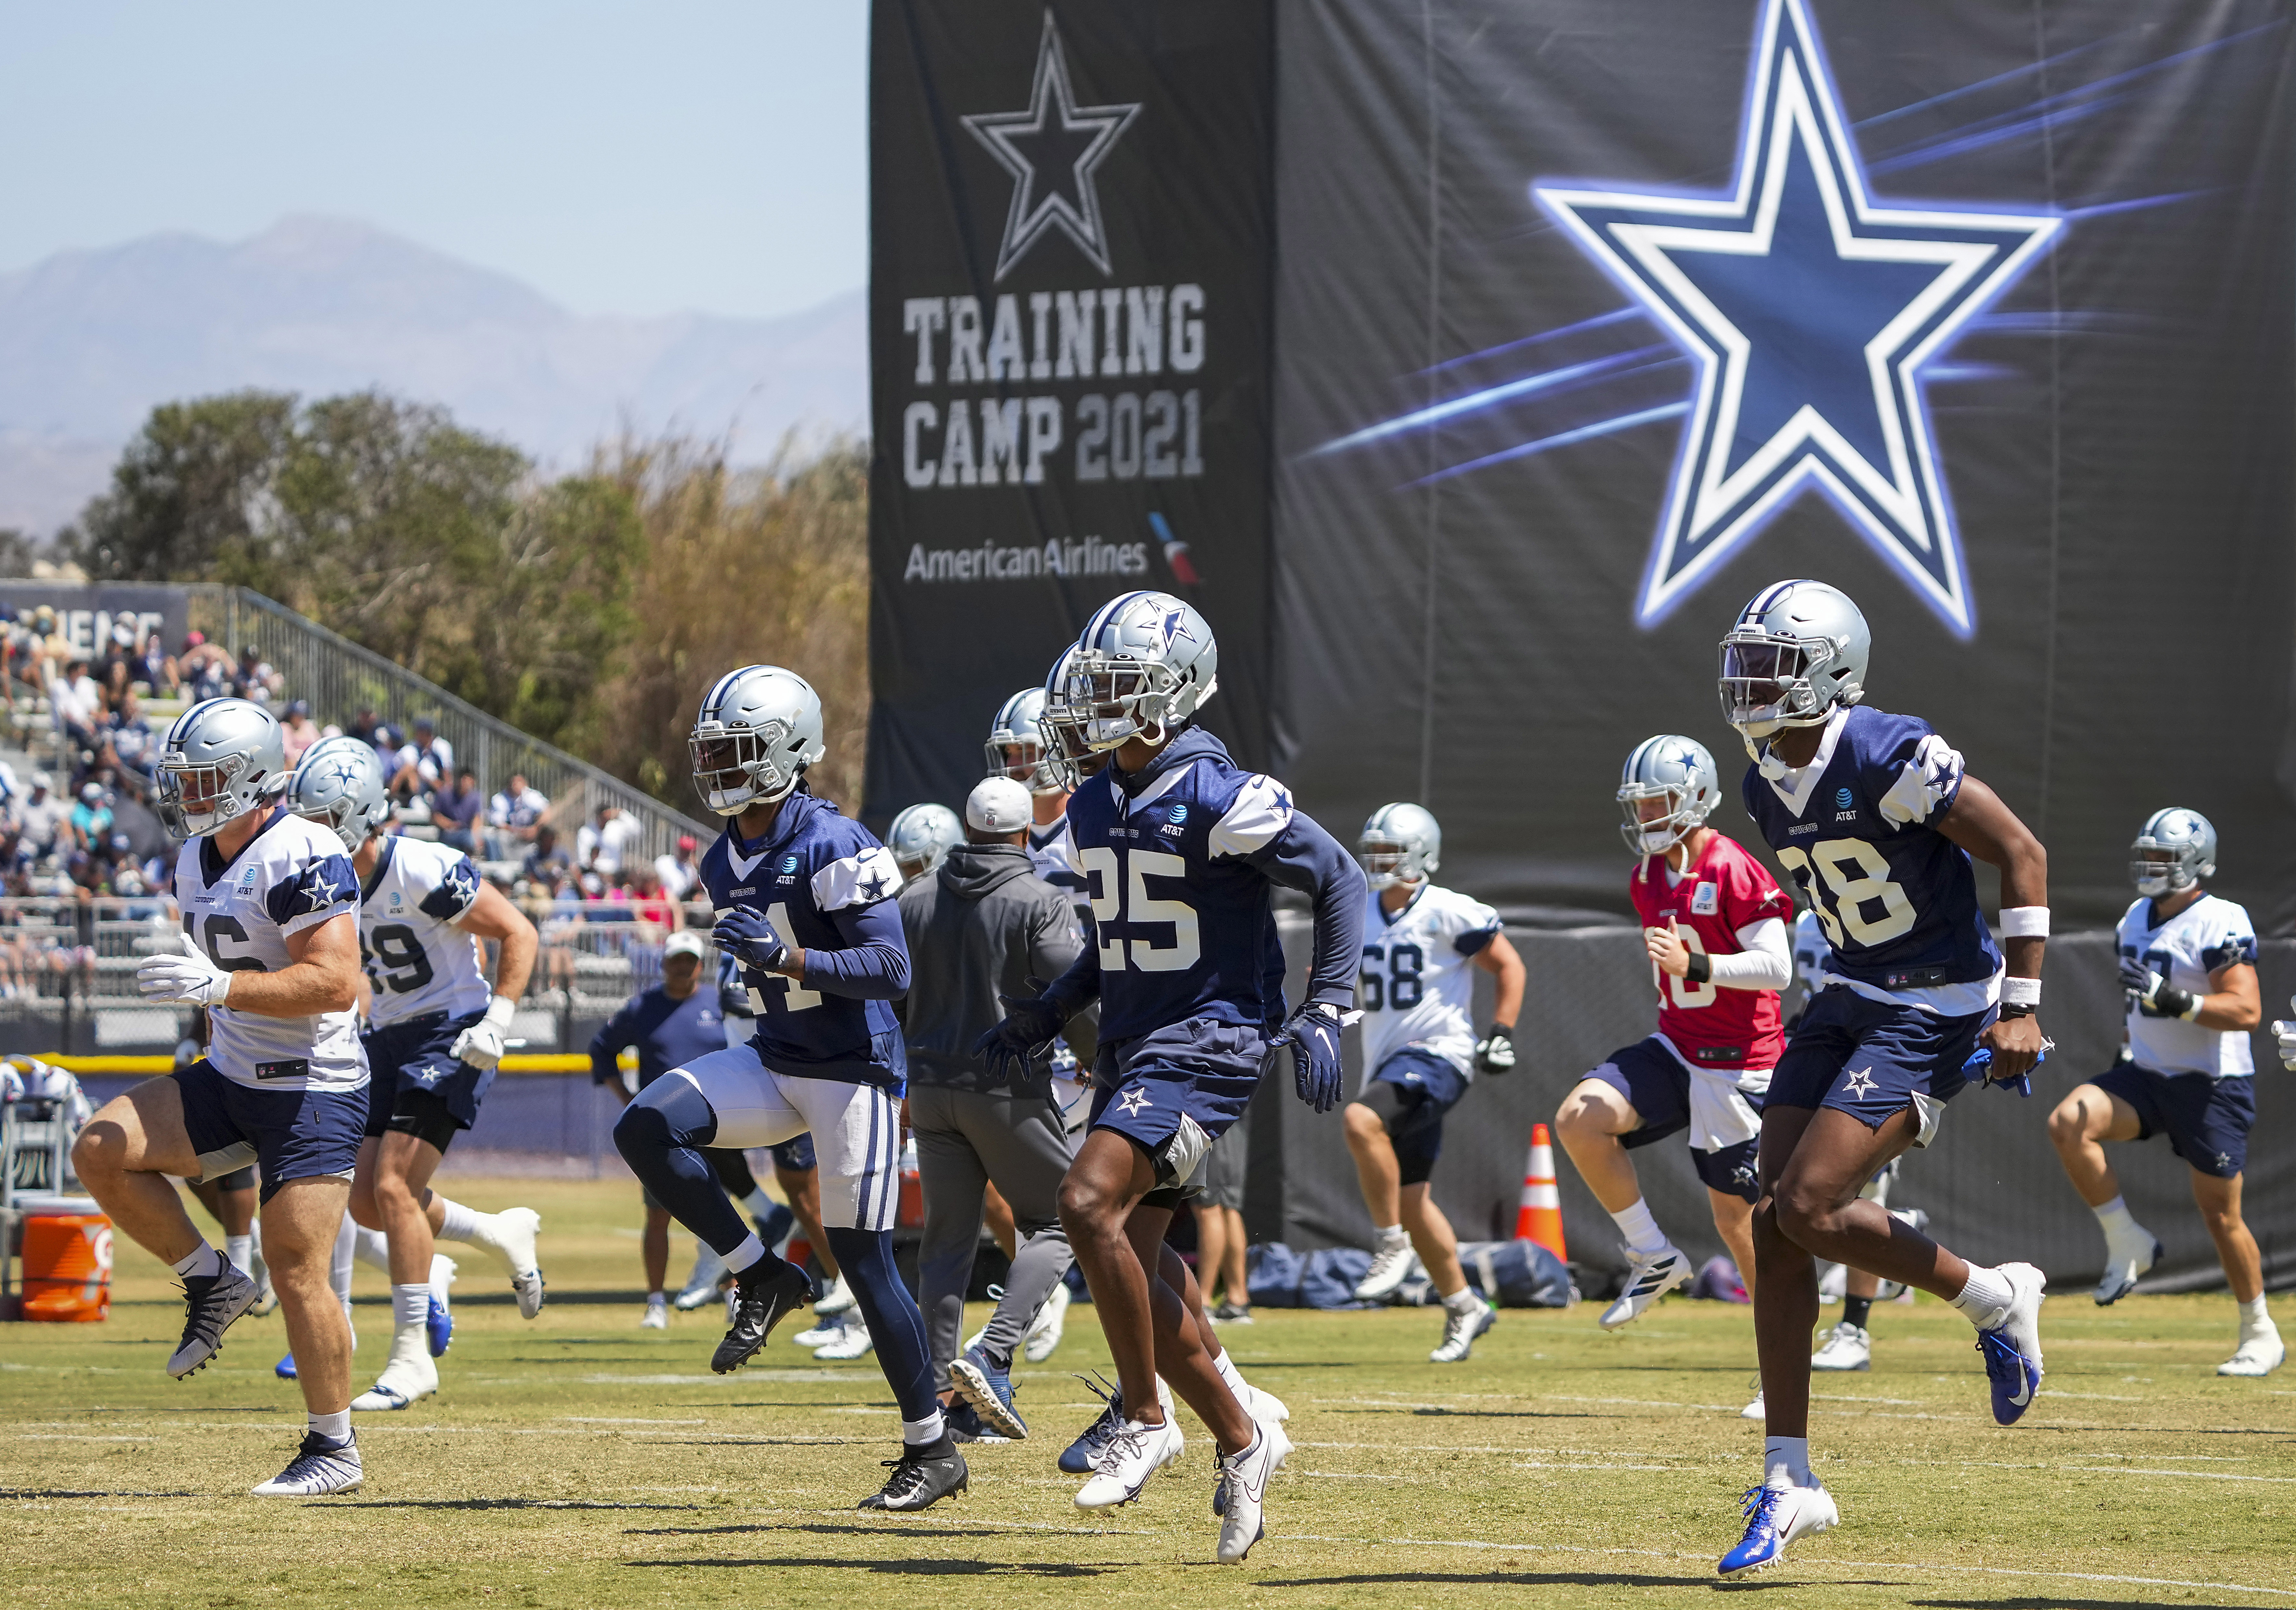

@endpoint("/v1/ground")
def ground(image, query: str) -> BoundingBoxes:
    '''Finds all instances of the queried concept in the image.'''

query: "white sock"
[1211,1346,1247,1398]
[1443,1284,1485,1314]
[741,1186,778,1222]
[391,1283,429,1336]
[310,1409,352,1446]
[172,1242,224,1280]
[1374,1223,1406,1245]
[902,1409,946,1447]
[2240,1295,2274,1337]
[434,1198,483,1245]
[330,1213,357,1319]
[1763,1435,1811,1491]
[647,1290,667,1307]
[722,1233,767,1275]
[1950,1264,2015,1328]
[1609,1198,1668,1256]
[224,1234,253,1276]
[429,1254,456,1305]
[353,1226,392,1273]
[2092,1195,2142,1242]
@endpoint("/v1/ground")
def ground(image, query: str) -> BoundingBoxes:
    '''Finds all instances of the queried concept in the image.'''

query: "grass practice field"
[4,1176,2290,1609]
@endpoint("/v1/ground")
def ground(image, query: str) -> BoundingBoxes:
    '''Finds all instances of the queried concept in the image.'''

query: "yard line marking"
[562,1417,707,1425]
[791,1508,1148,1537]
[2066,1467,2296,1483]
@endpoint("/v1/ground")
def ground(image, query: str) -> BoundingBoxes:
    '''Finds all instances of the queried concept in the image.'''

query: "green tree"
[62,391,297,579]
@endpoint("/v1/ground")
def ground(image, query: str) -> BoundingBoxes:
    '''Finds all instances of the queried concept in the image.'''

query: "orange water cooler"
[17,1207,113,1321]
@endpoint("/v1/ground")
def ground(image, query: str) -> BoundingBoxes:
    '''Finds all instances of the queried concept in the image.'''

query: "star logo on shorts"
[2216,1151,2231,1171]
[1115,1087,1153,1117]
[1732,1164,1757,1187]
[1842,1066,1879,1099]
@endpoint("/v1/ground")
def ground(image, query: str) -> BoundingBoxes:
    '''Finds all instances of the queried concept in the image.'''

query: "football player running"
[288,738,545,1410]
[1344,803,1524,1363]
[1716,580,2051,1577]
[1557,737,1790,1346]
[72,699,369,1495]
[979,592,1364,1562]
[612,666,954,1512]
[2046,810,2279,1376]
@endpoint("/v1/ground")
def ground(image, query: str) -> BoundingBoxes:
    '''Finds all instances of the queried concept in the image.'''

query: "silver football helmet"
[887,803,963,881]
[689,665,826,816]
[1042,590,1219,758]
[1718,580,1870,739]
[1359,803,1441,888]
[2130,807,2216,896]
[984,686,1060,794]
[154,698,287,841]
[288,736,390,852]
[1617,734,1720,857]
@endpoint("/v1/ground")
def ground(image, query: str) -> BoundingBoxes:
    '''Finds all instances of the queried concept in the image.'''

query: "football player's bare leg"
[73,1078,205,1264]
[2192,1170,2263,1304]
[1707,1187,1757,1298]
[774,1161,839,1280]
[1401,1182,1469,1297]
[1129,1208,1253,1454]
[1058,1128,1171,1432]
[1341,1100,1403,1225]
[368,1131,445,1287]
[2045,1084,2143,1208]
[1554,1079,1644,1212]
[265,1176,356,1415]
[643,1205,672,1296]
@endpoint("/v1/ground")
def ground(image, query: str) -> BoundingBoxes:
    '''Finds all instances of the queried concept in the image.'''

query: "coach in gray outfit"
[897,776,1096,1433]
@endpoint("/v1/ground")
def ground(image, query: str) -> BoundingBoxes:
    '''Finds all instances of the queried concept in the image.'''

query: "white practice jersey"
[359,836,492,1028]
[1358,882,1502,1083]
[1791,909,1829,997]
[2118,893,2257,1078]
[174,807,364,1093]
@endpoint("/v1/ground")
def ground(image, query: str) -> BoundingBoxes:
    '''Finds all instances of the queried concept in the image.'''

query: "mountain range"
[0,215,867,536]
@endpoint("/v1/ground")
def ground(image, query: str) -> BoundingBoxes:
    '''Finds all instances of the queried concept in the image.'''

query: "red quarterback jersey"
[1630,832,1791,1070]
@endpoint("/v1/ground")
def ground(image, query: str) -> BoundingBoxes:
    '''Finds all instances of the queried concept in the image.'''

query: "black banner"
[1269,0,2296,931]
[866,2,1277,824]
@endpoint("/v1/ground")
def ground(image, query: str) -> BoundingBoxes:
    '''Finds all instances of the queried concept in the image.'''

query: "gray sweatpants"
[909,1082,1077,1388]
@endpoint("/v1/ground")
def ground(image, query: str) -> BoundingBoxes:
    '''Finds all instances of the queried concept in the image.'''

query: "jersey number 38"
[1775,839,1916,949]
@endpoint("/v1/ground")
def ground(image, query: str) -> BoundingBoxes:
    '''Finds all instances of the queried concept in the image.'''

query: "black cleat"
[857,1444,968,1512]
[168,1264,260,1379]
[710,1260,813,1374]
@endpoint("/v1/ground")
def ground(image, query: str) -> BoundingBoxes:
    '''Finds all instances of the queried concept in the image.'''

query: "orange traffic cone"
[1514,1123,1568,1263]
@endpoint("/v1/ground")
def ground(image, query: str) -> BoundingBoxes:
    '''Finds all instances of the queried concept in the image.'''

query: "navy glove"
[1278,1002,1346,1113]
[972,976,1066,1087]
[712,906,788,973]
[2118,955,2194,1020]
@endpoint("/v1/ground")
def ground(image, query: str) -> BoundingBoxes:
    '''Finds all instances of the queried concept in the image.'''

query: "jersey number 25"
[1077,847,1200,973]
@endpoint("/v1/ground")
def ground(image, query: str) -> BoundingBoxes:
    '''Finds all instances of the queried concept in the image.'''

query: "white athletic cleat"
[1240,1380,1289,1423]
[674,1242,728,1310]
[351,1343,439,1411]
[1975,1262,2047,1425]
[641,1297,668,1330]
[1812,1321,1872,1372]
[1430,1297,1496,1363]
[168,1263,260,1379]
[813,1309,874,1360]
[1215,1419,1291,1563]
[1024,1280,1072,1363]
[1074,1415,1184,1509]
[251,1432,363,1497]
[1353,1234,1418,1303]
[792,1316,841,1348]
[2093,1233,2162,1306]
[485,1207,545,1318]
[2219,1330,2286,1377]
[1599,1246,1691,1331]
[1718,1481,1837,1575]
[812,1273,857,1316]
[1740,1387,1765,1422]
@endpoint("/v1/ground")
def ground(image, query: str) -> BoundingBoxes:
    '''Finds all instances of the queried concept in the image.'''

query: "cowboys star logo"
[1841,1066,1879,1099]
[1536,0,2061,637]
[299,861,353,916]
[1116,1086,1154,1117]
[963,11,1142,281]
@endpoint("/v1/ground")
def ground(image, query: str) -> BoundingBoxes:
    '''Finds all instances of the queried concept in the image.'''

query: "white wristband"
[1999,906,2049,939]
[2001,976,2042,1008]
[483,994,518,1028]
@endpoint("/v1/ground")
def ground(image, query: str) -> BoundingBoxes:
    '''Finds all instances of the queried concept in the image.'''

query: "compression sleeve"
[1253,809,1369,1012]
[1705,916,1792,991]
[798,897,913,1000]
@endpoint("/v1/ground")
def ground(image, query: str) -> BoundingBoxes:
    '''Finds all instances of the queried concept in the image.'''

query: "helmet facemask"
[689,718,801,816]
[983,736,1055,794]
[1617,781,1703,857]
[1717,632,1852,739]
[1358,837,1427,890]
[155,752,258,841]
[2129,844,2202,898]
[1044,654,1190,756]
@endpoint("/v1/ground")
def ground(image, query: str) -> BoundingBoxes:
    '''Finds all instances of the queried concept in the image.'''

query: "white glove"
[137,933,233,1008]
[450,995,518,1073]
[2276,995,2296,1071]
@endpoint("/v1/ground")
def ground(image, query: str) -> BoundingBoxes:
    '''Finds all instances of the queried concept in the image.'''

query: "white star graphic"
[1116,1087,1153,1117]
[1842,1066,1879,1100]
[962,11,1142,281]
[1535,0,2060,637]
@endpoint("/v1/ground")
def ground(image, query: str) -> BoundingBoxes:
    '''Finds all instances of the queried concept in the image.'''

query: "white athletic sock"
[902,1409,946,1448]
[1763,1435,1811,1491]
[223,1233,253,1276]
[391,1283,429,1336]
[1374,1223,1406,1245]
[172,1242,224,1280]
[330,1213,357,1319]
[1949,1264,2015,1328]
[429,1254,456,1304]
[1609,1198,1668,1256]
[435,1198,483,1246]
[646,1290,667,1307]
[310,1408,352,1446]
[722,1233,767,1275]
[1211,1346,1247,1398]
[2240,1295,2274,1338]
[741,1186,778,1222]
[353,1226,392,1273]
[1442,1284,1485,1314]
[2092,1195,2142,1242]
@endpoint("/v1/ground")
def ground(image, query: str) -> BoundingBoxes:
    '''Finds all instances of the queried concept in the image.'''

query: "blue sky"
[0,2,869,320]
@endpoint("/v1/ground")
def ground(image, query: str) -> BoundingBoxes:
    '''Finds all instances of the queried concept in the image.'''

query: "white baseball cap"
[965,777,1034,835]
[664,930,708,961]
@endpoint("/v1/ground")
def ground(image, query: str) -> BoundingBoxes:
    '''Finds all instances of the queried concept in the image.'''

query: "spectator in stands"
[433,766,484,854]
[29,606,68,682]
[488,772,550,856]
[579,804,639,880]
[16,773,62,865]
[232,642,281,705]
[348,707,381,747]
[47,658,103,758]
[102,692,156,794]
[654,834,701,902]
[391,715,454,795]
[133,624,179,697]
[279,699,320,768]
[69,783,113,853]
[522,823,574,884]
[96,621,139,704]
[180,632,234,701]
[627,865,681,936]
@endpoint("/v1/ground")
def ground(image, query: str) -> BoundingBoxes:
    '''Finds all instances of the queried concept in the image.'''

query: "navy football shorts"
[1358,1048,1469,1187]
[1091,1014,1271,1188]
[1586,1036,1761,1200]
[173,1059,364,1204]
[363,1009,497,1149]
[769,1133,817,1173]
[2096,1062,2255,1179]
[1767,986,1989,1145]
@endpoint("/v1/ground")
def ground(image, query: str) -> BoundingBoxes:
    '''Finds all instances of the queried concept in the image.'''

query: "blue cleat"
[1718,1482,1838,1576]
[1059,1372,1125,1475]
[950,1345,1027,1440]
[275,1352,298,1381]
[426,1294,454,1358]
[1975,1262,2047,1425]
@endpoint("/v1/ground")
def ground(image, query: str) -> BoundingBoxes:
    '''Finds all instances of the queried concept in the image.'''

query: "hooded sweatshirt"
[896,840,1096,1096]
